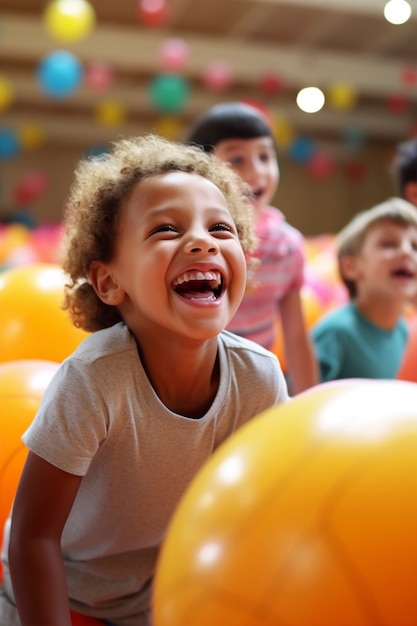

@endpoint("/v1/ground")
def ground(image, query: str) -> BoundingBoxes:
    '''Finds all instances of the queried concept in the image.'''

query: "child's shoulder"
[68,322,135,364]
[220,329,280,363]
[258,205,303,242]
[219,330,285,390]
[311,303,355,334]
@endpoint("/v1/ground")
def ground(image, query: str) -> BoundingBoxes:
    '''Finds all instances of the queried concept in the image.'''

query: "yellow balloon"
[154,379,417,626]
[0,76,14,112]
[273,113,295,148]
[94,100,126,127]
[155,117,182,140]
[43,0,96,43]
[18,124,44,150]
[0,224,30,265]
[328,82,358,110]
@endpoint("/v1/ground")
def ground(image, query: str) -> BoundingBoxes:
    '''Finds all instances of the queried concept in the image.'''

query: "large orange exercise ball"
[0,263,89,363]
[0,359,59,583]
[153,379,417,626]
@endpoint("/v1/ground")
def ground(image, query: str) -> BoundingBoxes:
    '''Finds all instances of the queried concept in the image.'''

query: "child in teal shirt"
[311,197,417,382]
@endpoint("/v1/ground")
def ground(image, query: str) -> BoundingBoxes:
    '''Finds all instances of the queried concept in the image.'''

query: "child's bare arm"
[280,290,319,395]
[9,452,82,626]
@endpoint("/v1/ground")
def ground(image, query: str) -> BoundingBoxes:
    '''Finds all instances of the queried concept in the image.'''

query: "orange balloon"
[271,316,285,371]
[0,263,89,363]
[397,314,417,382]
[0,359,59,583]
[271,285,326,372]
[153,379,417,626]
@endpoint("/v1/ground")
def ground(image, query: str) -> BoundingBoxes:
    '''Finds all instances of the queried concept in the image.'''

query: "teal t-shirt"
[310,302,408,382]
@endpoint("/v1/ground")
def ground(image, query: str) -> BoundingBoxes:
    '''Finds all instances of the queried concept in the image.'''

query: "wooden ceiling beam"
[0,12,416,99]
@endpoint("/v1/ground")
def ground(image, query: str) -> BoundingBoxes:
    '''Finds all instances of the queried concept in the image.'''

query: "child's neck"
[137,334,220,418]
[354,295,405,330]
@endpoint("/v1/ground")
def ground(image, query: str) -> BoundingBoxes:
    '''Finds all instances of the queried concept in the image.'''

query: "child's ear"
[89,261,124,306]
[404,182,417,208]
[339,254,359,282]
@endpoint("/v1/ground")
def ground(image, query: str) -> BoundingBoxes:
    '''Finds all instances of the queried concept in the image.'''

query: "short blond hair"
[337,197,417,298]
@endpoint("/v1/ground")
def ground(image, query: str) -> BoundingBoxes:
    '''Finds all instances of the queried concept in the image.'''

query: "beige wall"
[276,141,397,236]
[0,138,398,236]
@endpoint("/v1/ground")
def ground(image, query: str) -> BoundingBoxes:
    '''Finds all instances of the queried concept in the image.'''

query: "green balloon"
[149,74,189,113]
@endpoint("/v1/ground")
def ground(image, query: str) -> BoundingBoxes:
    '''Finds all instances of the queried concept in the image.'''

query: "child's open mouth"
[391,266,414,279]
[173,270,223,301]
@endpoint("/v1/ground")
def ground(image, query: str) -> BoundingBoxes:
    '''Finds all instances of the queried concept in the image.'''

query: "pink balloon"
[85,63,114,91]
[159,38,189,72]
[202,61,233,92]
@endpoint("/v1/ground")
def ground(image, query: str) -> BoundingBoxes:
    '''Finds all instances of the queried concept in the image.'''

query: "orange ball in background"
[0,263,89,363]
[272,284,326,371]
[0,359,59,583]
[397,314,417,383]
[153,379,417,626]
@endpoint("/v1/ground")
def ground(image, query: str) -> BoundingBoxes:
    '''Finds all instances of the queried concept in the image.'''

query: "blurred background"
[1,0,417,235]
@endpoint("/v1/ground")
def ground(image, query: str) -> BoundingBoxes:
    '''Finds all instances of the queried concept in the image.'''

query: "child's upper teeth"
[175,270,221,286]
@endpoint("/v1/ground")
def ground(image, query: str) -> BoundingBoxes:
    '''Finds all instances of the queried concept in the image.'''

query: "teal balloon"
[37,50,83,99]
[343,126,366,152]
[288,136,315,163]
[149,74,189,113]
[0,128,20,160]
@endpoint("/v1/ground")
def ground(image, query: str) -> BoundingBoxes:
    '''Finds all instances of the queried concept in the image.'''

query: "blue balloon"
[37,50,83,99]
[288,136,315,163]
[0,127,20,160]
[149,74,189,113]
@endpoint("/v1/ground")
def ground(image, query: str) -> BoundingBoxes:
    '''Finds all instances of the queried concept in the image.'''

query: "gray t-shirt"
[1,323,288,626]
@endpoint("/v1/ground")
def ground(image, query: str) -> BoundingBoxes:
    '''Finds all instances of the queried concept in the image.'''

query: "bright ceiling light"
[384,0,412,24]
[296,86,325,113]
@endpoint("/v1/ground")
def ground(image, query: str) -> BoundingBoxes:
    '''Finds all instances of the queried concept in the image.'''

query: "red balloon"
[259,72,284,95]
[307,152,335,179]
[13,170,49,205]
[137,0,169,27]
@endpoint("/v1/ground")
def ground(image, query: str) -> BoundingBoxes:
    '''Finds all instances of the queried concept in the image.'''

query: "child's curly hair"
[62,133,257,332]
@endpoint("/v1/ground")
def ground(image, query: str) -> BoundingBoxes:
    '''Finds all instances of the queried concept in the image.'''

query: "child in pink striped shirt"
[187,101,318,394]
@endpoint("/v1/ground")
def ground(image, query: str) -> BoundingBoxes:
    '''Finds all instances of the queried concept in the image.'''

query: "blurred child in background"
[186,101,318,394]
[311,197,417,382]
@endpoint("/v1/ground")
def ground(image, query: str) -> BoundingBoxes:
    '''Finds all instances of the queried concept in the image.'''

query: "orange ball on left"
[0,359,60,583]
[0,263,89,363]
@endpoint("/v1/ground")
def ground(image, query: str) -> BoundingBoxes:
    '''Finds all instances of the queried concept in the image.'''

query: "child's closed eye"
[211,222,234,232]
[150,224,178,236]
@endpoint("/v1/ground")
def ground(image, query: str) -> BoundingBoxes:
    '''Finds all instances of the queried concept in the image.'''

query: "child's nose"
[184,231,219,255]
[400,240,417,257]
